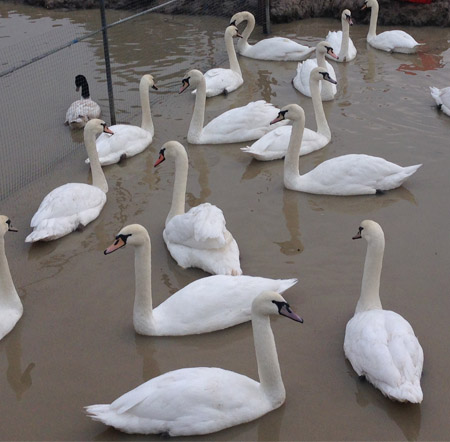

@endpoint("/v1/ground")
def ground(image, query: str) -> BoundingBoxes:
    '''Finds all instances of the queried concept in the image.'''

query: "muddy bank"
[12,0,450,26]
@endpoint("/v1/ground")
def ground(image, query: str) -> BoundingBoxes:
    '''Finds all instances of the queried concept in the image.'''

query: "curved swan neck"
[140,79,154,135]
[237,13,254,53]
[85,129,108,193]
[225,31,241,76]
[356,235,384,314]
[166,147,188,225]
[252,314,285,405]
[284,113,306,184]
[310,77,331,139]
[188,75,206,142]
[0,236,20,306]
[133,239,154,332]
[368,3,379,39]
[340,18,350,59]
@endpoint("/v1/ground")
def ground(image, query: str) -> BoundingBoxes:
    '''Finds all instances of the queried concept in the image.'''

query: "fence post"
[257,0,271,34]
[99,0,116,125]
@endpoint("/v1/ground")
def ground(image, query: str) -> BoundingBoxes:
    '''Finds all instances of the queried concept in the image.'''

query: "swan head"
[0,216,18,237]
[226,24,242,39]
[141,74,158,91]
[154,141,185,167]
[104,224,149,255]
[230,11,253,26]
[310,66,338,85]
[75,74,90,98]
[84,119,114,137]
[270,104,305,125]
[362,0,377,10]
[352,220,385,245]
[316,41,339,60]
[252,291,303,323]
[179,69,203,94]
[342,9,353,25]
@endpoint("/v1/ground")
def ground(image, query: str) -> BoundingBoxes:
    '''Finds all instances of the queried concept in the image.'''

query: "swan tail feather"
[277,278,298,294]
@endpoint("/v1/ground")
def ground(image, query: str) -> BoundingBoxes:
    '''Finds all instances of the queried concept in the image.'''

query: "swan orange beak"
[103,126,114,135]
[154,153,165,167]
[179,78,190,94]
[328,49,339,60]
[270,114,284,125]
[104,236,126,255]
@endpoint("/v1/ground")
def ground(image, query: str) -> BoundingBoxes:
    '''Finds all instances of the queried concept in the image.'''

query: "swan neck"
[284,115,305,182]
[81,82,90,99]
[226,32,241,76]
[188,77,206,142]
[133,240,154,331]
[311,77,331,139]
[340,19,350,58]
[356,237,384,313]
[86,130,108,193]
[237,15,254,53]
[0,237,20,304]
[140,80,154,135]
[166,150,188,225]
[368,3,378,38]
[252,315,285,405]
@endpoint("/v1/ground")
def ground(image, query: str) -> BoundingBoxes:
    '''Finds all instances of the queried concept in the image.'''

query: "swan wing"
[372,30,419,51]
[245,37,314,61]
[430,86,450,115]
[197,68,243,97]
[65,99,101,125]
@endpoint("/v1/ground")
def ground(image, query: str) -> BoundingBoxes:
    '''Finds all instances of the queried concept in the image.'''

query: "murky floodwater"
[1,3,450,441]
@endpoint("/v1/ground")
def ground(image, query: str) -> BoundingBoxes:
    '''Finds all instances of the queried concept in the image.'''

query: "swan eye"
[6,219,11,226]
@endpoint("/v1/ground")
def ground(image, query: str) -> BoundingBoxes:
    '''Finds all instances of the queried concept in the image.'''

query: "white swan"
[230,11,314,61]
[85,290,303,435]
[86,74,157,166]
[273,104,421,195]
[103,224,297,335]
[154,140,241,275]
[241,67,336,161]
[293,41,338,101]
[65,75,101,129]
[430,86,450,117]
[0,217,22,341]
[25,119,112,242]
[325,9,357,62]
[344,220,424,403]
[192,25,243,97]
[180,69,288,144]
[362,0,422,53]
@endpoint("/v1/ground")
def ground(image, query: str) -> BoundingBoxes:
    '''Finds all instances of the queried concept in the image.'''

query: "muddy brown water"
[1,3,450,441]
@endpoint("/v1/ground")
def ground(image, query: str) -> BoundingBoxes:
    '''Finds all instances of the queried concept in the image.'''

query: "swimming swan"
[85,290,303,435]
[362,0,422,53]
[0,217,22,341]
[293,41,338,100]
[325,9,357,62]
[344,220,424,403]
[65,74,101,129]
[154,140,241,275]
[230,11,314,61]
[430,86,450,117]
[272,104,421,195]
[87,74,157,166]
[103,224,297,335]
[180,69,288,144]
[241,67,336,161]
[192,25,243,97]
[25,119,112,242]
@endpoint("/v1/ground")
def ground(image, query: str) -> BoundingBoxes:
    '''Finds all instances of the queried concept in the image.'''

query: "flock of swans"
[2,0,449,436]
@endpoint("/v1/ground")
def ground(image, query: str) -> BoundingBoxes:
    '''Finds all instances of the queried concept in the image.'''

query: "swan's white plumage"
[192,26,243,97]
[344,220,423,403]
[363,0,421,53]
[280,104,421,195]
[325,10,357,62]
[0,216,23,341]
[230,11,314,61]
[85,290,303,435]
[430,86,450,116]
[242,68,333,161]
[293,41,337,100]
[181,70,288,144]
[155,141,241,275]
[87,74,156,165]
[26,119,110,242]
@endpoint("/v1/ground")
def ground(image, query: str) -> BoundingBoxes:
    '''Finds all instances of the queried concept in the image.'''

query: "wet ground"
[1,3,450,440]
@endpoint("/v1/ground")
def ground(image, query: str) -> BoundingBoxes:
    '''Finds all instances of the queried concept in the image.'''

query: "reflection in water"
[5,312,35,400]
[349,362,422,441]
[275,190,304,256]
[185,145,211,208]
[256,401,285,441]
[134,334,161,382]
[397,51,444,75]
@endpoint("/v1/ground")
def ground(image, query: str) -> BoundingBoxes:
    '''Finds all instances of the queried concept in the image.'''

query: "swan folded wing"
[66,99,100,124]
[242,126,292,155]
[373,31,419,50]
[164,203,228,250]
[251,37,313,60]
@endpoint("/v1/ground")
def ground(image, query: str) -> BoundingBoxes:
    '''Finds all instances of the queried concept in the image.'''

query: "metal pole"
[257,0,271,34]
[99,0,116,125]
[264,0,271,35]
